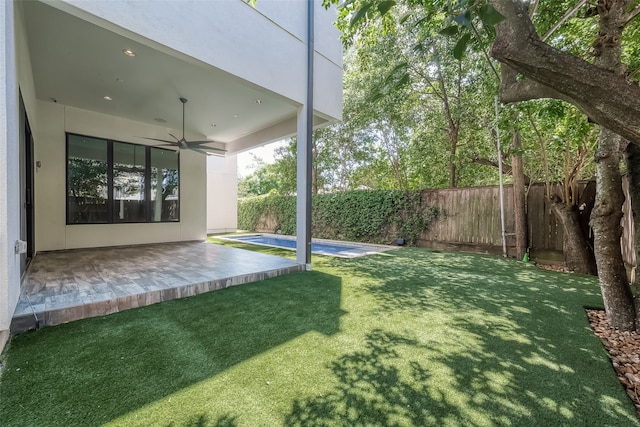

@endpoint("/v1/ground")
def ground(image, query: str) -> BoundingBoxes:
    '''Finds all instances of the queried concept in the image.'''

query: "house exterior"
[0,0,342,352]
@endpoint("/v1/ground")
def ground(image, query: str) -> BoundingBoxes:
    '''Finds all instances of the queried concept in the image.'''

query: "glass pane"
[113,142,146,222]
[150,148,179,222]
[67,135,108,223]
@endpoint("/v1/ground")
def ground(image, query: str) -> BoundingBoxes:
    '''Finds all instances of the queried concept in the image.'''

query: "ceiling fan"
[142,97,226,156]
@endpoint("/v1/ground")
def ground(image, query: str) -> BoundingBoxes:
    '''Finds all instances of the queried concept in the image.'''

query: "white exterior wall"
[1,0,20,349]
[1,0,341,348]
[207,156,238,234]
[35,101,207,251]
[15,3,37,134]
[56,0,342,120]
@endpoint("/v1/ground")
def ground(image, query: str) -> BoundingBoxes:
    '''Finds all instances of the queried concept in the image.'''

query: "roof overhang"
[19,1,332,156]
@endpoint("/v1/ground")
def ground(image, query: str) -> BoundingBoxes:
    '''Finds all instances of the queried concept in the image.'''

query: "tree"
[525,103,597,275]
[326,0,640,330]
[237,155,281,197]
[489,0,639,330]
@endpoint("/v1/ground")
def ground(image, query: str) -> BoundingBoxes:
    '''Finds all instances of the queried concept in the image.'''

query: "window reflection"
[66,134,180,224]
[113,142,146,222]
[150,148,179,222]
[67,135,108,223]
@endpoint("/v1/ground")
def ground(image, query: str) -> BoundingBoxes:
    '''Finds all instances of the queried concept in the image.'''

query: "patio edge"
[11,264,305,333]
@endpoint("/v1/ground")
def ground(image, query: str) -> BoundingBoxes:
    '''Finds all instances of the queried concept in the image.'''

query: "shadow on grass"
[167,413,238,427]
[285,249,639,426]
[0,271,344,427]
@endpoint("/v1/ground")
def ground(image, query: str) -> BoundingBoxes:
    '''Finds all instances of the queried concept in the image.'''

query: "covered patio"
[11,241,303,332]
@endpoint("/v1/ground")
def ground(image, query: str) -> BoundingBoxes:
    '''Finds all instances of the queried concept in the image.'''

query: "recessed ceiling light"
[103,96,112,101]
[255,99,262,104]
[122,49,136,57]
[154,118,167,123]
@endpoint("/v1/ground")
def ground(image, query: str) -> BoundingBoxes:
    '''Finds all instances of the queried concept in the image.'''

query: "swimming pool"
[221,234,397,258]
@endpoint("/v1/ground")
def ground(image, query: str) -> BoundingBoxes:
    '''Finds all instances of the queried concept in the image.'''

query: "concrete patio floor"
[12,241,304,333]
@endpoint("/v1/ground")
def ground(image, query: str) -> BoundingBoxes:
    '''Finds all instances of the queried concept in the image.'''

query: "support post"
[495,97,507,257]
[296,0,314,269]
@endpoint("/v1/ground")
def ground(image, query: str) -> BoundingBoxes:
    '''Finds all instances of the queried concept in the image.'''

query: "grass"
[0,241,638,426]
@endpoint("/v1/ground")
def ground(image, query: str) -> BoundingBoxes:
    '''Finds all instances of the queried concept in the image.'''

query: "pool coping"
[218,233,401,258]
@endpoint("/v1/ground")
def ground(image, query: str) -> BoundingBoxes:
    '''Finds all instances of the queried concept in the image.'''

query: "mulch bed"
[587,309,640,415]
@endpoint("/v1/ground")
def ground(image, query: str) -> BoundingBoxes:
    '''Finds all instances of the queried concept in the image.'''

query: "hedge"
[238,190,438,245]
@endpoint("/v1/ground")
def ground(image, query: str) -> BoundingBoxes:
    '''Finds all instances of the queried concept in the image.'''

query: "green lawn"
[0,242,637,426]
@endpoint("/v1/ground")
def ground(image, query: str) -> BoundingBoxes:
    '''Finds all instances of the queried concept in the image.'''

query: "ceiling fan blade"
[139,136,177,144]
[140,98,226,155]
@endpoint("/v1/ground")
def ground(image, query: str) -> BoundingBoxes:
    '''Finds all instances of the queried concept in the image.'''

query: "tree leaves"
[477,4,505,27]
[371,61,410,102]
[348,1,397,29]
[453,11,472,27]
[453,33,471,59]
[440,25,459,36]
[350,2,373,26]
[378,1,396,16]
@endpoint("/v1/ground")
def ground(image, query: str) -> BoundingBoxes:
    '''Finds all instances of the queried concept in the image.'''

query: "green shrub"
[238,190,438,245]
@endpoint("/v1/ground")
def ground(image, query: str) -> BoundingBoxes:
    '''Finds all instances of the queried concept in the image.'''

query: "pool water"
[222,234,395,258]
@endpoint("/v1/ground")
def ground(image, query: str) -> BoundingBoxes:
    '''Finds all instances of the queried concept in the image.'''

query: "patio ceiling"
[20,1,303,154]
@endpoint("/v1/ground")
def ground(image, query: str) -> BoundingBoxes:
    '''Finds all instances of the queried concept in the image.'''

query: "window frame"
[66,133,180,225]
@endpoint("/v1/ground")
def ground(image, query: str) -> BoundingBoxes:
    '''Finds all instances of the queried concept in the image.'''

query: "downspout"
[296,0,314,268]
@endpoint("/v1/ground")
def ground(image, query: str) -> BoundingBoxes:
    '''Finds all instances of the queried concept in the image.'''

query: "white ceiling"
[21,1,301,152]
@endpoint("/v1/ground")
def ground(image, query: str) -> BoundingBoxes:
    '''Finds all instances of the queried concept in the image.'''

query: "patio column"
[296,0,314,269]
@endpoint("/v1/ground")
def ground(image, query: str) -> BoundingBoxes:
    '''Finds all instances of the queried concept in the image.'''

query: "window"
[67,134,179,224]
[150,147,180,222]
[113,142,146,222]
[67,136,109,223]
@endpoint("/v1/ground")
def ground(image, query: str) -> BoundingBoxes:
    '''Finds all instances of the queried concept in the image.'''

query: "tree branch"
[625,4,640,26]
[499,64,573,104]
[471,156,531,185]
[469,21,500,81]
[542,0,588,42]
[489,0,640,143]
[529,0,540,18]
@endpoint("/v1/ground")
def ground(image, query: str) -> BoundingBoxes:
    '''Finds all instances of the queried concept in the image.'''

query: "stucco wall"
[207,155,238,234]
[15,2,37,135]
[1,0,21,341]
[56,0,342,121]
[35,101,208,251]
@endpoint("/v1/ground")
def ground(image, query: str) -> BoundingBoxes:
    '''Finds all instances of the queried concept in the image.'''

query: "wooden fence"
[419,179,635,268]
[246,180,636,268]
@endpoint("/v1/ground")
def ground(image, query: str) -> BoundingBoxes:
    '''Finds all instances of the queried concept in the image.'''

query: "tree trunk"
[550,197,597,275]
[626,143,640,319]
[312,164,318,195]
[590,0,636,330]
[511,130,527,260]
[449,151,457,188]
[591,128,635,330]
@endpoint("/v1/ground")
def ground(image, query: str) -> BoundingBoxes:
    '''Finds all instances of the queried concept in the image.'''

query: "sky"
[236,139,288,178]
